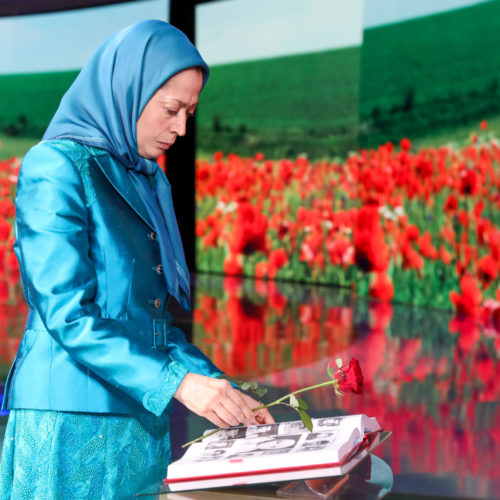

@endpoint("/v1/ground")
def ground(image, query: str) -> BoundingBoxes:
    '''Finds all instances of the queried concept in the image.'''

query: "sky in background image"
[196,0,493,66]
[0,0,169,74]
[0,0,493,73]
[196,0,363,66]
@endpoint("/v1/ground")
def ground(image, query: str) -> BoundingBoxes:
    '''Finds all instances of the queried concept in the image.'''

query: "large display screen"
[194,0,500,310]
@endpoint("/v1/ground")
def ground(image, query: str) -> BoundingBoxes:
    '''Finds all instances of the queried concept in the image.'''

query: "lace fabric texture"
[0,409,171,499]
[142,358,187,416]
[48,139,97,207]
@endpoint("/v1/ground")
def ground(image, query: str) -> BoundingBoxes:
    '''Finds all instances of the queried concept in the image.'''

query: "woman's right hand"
[173,373,273,428]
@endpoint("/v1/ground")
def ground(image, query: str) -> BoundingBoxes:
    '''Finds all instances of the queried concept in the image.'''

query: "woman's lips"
[158,141,172,150]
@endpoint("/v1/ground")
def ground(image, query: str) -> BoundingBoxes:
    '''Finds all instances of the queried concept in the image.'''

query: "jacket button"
[148,231,157,242]
[155,264,164,275]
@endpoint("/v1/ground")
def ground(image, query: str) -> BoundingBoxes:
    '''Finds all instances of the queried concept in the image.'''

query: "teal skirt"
[0,409,171,499]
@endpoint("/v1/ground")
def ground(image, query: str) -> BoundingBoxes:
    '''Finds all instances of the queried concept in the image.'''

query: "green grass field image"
[0,71,78,140]
[196,46,361,159]
[359,0,500,147]
[1,1,500,160]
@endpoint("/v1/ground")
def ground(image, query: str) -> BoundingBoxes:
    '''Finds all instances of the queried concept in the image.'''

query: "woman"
[0,20,272,498]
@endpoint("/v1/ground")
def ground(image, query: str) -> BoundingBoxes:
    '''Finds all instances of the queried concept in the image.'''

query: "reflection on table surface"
[137,453,393,499]
[1,273,499,499]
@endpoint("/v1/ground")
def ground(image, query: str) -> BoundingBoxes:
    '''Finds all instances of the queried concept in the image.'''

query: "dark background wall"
[168,0,197,271]
[0,0,138,16]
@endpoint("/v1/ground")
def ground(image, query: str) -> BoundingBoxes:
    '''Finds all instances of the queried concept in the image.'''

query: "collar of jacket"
[94,153,155,231]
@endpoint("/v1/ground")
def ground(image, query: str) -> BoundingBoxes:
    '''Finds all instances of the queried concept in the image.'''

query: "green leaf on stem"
[297,398,308,410]
[248,381,259,391]
[327,362,335,379]
[254,387,268,399]
[298,409,313,431]
[219,374,267,400]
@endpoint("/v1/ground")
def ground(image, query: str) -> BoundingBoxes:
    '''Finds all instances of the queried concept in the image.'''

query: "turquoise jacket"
[2,139,220,416]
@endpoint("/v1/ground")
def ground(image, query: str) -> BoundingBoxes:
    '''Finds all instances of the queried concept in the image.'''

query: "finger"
[255,408,275,424]
[219,400,246,426]
[239,393,274,425]
[225,391,258,425]
[214,402,241,427]
[209,381,249,423]
[239,393,264,414]
[207,409,231,429]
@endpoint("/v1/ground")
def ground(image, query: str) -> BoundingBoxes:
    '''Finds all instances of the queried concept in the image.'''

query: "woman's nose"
[173,115,187,137]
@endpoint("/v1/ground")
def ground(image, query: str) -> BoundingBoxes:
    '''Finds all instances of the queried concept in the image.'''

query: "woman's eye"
[167,109,179,116]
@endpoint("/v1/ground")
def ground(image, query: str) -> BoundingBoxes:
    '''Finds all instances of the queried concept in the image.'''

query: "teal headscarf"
[43,20,209,311]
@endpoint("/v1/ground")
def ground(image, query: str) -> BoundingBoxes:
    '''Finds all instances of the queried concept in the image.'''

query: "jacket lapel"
[94,154,155,230]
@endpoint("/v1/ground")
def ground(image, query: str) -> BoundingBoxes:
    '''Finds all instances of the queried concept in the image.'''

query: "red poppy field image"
[195,0,500,313]
[0,155,28,374]
[196,132,500,313]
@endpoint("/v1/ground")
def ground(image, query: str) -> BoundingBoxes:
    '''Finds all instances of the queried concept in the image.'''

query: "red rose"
[334,358,363,395]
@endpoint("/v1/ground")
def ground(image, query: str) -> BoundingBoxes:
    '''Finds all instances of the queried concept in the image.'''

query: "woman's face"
[136,67,203,159]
